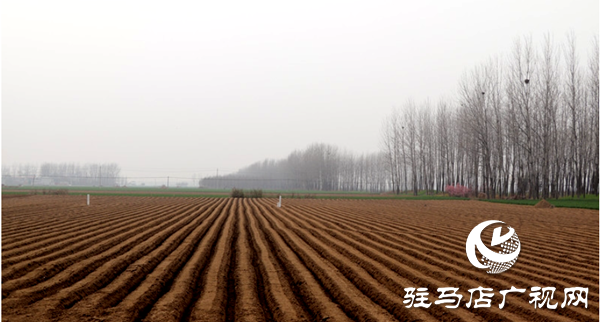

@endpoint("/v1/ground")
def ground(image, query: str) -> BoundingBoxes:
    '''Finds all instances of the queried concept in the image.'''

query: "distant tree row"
[203,34,598,198]
[382,34,598,198]
[201,143,388,192]
[2,162,123,187]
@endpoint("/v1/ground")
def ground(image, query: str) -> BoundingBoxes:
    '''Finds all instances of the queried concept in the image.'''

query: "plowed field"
[2,195,598,321]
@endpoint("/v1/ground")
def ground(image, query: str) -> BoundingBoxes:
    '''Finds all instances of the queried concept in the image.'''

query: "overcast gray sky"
[2,0,598,183]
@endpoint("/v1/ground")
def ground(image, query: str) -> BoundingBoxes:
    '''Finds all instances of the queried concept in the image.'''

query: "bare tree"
[589,35,599,195]
[564,32,584,197]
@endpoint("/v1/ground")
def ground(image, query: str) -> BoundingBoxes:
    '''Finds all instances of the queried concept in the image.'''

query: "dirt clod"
[534,199,555,208]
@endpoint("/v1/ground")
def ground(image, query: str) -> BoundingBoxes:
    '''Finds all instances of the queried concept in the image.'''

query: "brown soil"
[534,199,555,208]
[2,196,598,321]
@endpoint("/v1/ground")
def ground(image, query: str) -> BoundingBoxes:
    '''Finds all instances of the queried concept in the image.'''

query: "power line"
[121,168,236,173]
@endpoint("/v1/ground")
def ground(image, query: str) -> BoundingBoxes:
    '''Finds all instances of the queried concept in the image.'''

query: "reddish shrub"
[445,184,471,197]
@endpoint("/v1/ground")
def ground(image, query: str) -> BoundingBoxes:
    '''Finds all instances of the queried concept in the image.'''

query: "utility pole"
[167,176,169,188]
[216,168,219,189]
[99,166,102,187]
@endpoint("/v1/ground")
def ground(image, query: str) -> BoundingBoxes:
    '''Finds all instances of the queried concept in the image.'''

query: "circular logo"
[466,220,520,274]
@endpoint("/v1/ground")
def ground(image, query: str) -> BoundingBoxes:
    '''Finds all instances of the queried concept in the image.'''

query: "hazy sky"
[2,0,598,183]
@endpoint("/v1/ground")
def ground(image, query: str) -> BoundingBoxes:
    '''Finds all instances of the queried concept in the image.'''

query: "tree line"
[383,34,598,198]
[201,143,388,192]
[2,162,123,187]
[204,34,598,198]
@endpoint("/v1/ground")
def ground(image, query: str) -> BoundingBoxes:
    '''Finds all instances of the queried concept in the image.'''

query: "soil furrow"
[246,199,310,321]
[232,200,267,322]
[251,201,352,322]
[2,196,596,322]
[1,203,201,302]
[102,199,232,322]
[36,199,223,320]
[310,204,600,274]
[257,201,398,322]
[294,204,585,321]
[186,199,238,322]
[2,204,191,279]
[281,204,483,322]
[143,199,234,322]
[1,203,170,253]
